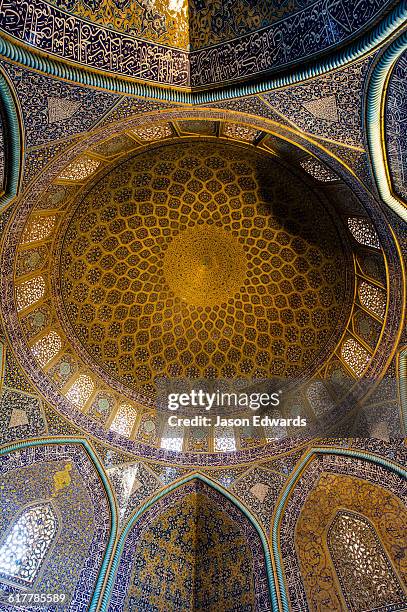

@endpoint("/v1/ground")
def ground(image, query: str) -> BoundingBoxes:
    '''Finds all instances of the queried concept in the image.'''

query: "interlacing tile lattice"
[58,141,350,402]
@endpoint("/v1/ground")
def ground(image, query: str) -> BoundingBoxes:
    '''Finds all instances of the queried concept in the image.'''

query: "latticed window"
[358,281,386,320]
[16,277,45,311]
[133,124,172,142]
[110,403,137,436]
[160,423,184,451]
[306,381,334,417]
[214,425,236,452]
[0,502,58,586]
[328,511,405,612]
[58,156,100,181]
[31,331,62,366]
[65,374,94,408]
[347,217,380,249]
[340,338,370,376]
[300,157,339,182]
[22,216,56,244]
[223,123,260,142]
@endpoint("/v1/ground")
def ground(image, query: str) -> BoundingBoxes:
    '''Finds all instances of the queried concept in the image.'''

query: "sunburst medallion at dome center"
[163,225,247,307]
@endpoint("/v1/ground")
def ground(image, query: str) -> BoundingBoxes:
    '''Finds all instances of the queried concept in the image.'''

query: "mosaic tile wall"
[107,479,272,611]
[0,114,4,190]
[189,0,390,87]
[0,0,393,87]
[0,437,404,610]
[386,49,407,202]
[263,57,372,148]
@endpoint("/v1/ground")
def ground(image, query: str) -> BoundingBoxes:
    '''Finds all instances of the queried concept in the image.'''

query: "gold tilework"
[163,224,248,306]
[63,0,189,49]
[124,491,256,609]
[57,141,350,402]
[296,473,407,611]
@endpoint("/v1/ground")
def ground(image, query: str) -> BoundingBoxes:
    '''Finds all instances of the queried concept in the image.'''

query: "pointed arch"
[0,67,23,210]
[366,30,407,221]
[0,437,118,612]
[101,472,278,611]
[271,447,407,612]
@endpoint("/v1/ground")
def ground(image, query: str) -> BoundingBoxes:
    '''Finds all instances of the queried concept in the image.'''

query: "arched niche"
[274,450,407,611]
[0,439,116,611]
[105,475,274,611]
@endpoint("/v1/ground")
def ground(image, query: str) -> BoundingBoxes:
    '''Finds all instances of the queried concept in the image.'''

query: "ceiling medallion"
[163,224,248,307]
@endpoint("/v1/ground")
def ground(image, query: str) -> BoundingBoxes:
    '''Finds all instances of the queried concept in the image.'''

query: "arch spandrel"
[2,107,405,460]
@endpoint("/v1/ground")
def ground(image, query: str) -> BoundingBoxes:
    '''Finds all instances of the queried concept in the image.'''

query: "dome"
[3,114,402,458]
[57,141,351,402]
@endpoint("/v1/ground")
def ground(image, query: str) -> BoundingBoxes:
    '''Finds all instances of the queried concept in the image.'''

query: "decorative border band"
[399,347,407,435]
[0,1,406,103]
